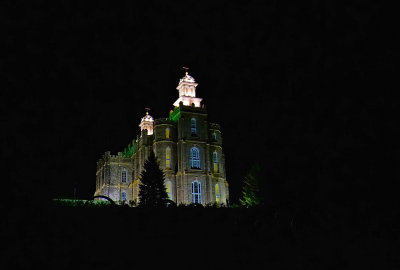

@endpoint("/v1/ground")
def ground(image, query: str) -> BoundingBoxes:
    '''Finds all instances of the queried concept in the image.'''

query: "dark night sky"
[2,1,396,207]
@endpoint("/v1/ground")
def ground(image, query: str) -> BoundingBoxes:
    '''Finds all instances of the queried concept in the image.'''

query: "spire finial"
[183,66,189,75]
[145,107,150,115]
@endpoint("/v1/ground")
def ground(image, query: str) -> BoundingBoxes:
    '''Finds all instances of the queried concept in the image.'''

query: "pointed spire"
[183,66,189,75]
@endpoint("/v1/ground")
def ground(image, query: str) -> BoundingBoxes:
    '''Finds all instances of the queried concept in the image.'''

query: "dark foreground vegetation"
[2,203,398,269]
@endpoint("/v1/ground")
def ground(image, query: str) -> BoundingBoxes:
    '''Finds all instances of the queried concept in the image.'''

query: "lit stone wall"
[95,153,134,203]
[95,103,229,206]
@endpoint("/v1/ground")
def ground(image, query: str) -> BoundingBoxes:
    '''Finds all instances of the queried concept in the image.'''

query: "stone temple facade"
[94,72,229,205]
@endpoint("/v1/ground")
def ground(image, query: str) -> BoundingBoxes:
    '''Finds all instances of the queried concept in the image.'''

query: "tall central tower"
[173,72,203,108]
[95,71,229,206]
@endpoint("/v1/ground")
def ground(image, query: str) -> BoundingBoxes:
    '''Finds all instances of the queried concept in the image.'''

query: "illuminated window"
[190,147,200,169]
[191,118,197,134]
[166,127,170,139]
[213,151,218,173]
[215,184,220,204]
[121,170,126,182]
[192,180,202,204]
[166,181,172,200]
[212,133,217,141]
[121,192,126,201]
[166,147,171,169]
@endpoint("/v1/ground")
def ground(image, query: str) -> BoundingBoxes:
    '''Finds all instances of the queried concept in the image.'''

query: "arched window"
[215,184,220,204]
[190,147,200,169]
[166,181,172,200]
[165,127,170,139]
[191,118,197,134]
[192,180,202,204]
[121,192,126,201]
[212,132,217,141]
[165,147,171,169]
[121,170,127,182]
[213,151,218,173]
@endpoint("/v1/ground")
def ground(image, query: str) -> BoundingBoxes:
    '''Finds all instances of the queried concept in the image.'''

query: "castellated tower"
[94,72,229,205]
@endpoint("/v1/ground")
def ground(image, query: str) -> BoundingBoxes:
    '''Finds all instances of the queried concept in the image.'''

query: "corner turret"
[139,110,154,135]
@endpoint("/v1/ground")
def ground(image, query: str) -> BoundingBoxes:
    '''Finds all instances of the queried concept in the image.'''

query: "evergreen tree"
[239,163,261,207]
[138,151,169,207]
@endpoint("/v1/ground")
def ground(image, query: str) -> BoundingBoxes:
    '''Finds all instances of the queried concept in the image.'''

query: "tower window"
[121,170,127,182]
[121,192,126,201]
[191,118,197,134]
[190,147,200,169]
[215,184,220,204]
[166,127,170,139]
[213,151,219,173]
[166,181,172,200]
[191,180,202,204]
[166,147,171,169]
[212,132,217,141]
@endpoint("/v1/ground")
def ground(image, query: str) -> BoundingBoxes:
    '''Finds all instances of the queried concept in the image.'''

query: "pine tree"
[138,151,169,207]
[239,163,261,207]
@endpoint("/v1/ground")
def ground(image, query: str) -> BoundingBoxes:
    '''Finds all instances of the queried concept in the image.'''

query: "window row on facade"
[161,120,218,141]
[117,180,221,204]
[163,146,220,172]
[191,181,221,204]
[96,152,220,189]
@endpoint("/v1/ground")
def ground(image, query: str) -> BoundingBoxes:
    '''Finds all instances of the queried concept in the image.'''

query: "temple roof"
[179,72,196,84]
[140,111,154,123]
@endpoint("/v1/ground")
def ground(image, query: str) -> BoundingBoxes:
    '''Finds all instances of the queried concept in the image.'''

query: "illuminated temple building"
[94,73,229,205]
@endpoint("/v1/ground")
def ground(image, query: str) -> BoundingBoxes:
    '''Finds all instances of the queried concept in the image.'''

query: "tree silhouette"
[138,151,169,207]
[240,163,261,207]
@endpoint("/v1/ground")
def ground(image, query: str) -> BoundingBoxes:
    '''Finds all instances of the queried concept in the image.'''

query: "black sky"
[2,1,396,208]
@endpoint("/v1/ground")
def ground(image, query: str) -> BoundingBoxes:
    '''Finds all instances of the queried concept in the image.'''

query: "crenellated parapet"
[179,102,207,114]
[109,155,132,163]
[154,118,177,126]
[97,151,133,171]
[97,151,111,170]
